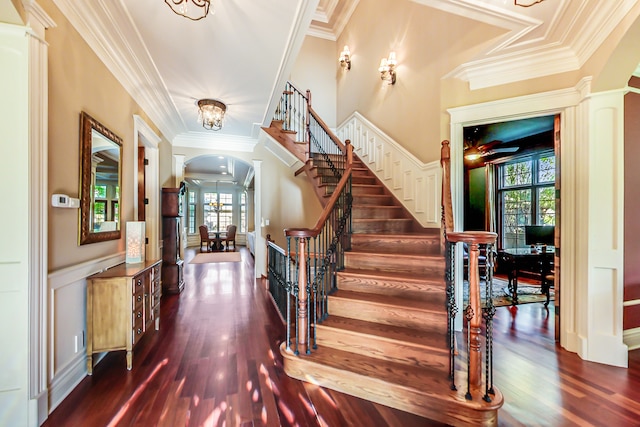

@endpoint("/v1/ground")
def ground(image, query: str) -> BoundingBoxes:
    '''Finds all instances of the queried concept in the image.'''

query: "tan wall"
[252,144,322,249]
[292,36,337,129]
[336,0,505,164]
[43,0,163,270]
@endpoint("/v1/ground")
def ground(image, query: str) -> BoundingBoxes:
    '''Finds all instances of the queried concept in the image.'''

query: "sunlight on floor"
[106,358,169,427]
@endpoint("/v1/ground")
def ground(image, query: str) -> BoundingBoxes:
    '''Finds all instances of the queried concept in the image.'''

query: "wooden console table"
[86,259,162,374]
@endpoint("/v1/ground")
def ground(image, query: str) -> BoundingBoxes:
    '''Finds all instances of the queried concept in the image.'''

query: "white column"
[24,2,55,424]
[253,160,265,278]
[572,87,627,367]
[173,154,185,187]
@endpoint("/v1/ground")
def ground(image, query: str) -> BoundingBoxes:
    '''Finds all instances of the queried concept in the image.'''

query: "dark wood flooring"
[42,247,640,426]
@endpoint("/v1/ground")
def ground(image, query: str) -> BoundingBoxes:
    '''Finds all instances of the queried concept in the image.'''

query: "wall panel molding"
[337,112,441,228]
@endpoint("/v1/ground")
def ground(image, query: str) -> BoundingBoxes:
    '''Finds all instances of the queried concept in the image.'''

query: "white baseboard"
[624,327,640,350]
[47,351,87,413]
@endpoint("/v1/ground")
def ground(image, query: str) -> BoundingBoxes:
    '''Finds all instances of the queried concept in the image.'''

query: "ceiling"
[39,0,640,185]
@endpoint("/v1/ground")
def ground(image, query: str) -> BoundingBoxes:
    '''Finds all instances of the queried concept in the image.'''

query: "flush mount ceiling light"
[515,0,544,6]
[165,0,211,21]
[197,99,226,131]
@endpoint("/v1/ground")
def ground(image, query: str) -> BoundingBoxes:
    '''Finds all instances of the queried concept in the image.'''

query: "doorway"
[462,114,561,341]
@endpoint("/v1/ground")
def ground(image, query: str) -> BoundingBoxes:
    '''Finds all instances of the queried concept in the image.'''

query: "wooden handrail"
[285,141,353,239]
[309,108,347,153]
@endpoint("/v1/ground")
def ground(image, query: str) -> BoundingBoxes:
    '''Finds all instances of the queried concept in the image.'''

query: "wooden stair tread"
[339,268,444,285]
[281,343,503,413]
[330,289,445,312]
[318,316,447,351]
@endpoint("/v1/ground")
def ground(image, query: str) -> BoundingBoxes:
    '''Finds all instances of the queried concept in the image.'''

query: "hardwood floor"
[43,247,640,426]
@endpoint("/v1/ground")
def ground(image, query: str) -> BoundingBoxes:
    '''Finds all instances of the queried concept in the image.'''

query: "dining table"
[208,230,227,251]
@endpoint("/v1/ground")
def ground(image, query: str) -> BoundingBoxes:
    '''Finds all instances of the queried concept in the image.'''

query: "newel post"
[345,139,353,167]
[467,242,482,389]
[296,236,309,354]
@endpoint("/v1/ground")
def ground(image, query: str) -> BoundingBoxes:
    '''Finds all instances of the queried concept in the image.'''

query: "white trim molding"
[133,115,161,262]
[448,77,628,367]
[624,327,640,350]
[337,112,441,228]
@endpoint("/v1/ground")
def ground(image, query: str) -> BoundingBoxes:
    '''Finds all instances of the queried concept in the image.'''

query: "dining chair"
[224,225,237,251]
[198,225,214,252]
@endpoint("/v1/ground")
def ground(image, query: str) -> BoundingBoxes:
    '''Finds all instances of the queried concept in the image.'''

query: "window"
[92,200,106,231]
[240,192,247,233]
[203,192,218,231]
[187,190,196,234]
[218,193,233,231]
[203,192,233,231]
[499,153,555,248]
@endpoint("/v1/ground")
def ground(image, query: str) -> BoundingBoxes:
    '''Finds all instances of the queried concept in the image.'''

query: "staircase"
[263,96,503,425]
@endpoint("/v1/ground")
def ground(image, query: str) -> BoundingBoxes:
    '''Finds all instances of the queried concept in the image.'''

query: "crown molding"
[414,0,639,89]
[52,0,184,140]
[308,0,358,40]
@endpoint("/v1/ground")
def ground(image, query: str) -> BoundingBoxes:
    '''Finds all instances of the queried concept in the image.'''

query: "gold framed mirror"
[78,112,123,245]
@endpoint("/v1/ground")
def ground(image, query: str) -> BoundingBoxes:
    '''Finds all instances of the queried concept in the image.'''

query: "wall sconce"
[126,221,146,264]
[339,45,351,70]
[378,52,397,85]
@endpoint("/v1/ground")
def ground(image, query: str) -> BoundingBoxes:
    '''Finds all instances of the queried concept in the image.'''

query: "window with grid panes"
[218,193,233,231]
[499,152,555,248]
[240,192,246,232]
[187,190,196,234]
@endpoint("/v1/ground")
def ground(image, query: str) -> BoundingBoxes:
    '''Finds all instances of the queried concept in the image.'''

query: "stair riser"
[352,195,394,205]
[337,273,446,304]
[316,326,448,370]
[352,219,412,234]
[350,234,441,255]
[282,349,499,427]
[352,207,403,219]
[328,297,447,332]
[351,185,385,196]
[344,253,444,276]
[352,176,377,185]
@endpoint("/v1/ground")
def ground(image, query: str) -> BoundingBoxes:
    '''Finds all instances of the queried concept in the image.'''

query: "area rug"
[463,277,554,307]
[189,251,241,264]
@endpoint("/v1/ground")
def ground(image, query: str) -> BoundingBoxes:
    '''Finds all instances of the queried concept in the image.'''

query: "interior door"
[137,146,146,222]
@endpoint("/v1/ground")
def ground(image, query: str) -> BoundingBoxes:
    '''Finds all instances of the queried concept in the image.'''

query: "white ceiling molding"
[172,132,258,153]
[52,0,184,141]
[414,0,639,89]
[308,0,359,40]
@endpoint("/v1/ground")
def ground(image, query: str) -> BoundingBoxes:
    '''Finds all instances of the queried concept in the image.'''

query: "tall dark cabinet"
[161,185,185,294]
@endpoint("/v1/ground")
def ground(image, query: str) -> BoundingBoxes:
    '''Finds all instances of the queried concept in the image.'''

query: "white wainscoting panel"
[47,252,124,411]
[337,112,441,228]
